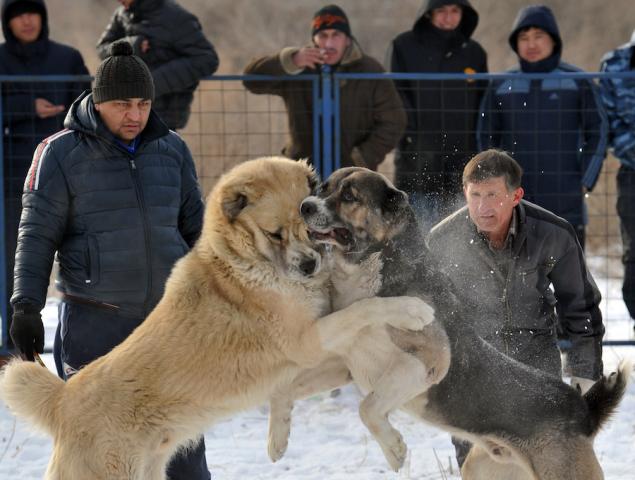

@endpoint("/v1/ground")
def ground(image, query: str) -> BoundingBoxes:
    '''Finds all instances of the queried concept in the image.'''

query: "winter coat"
[478,5,608,226]
[96,0,218,130]
[11,90,204,318]
[427,200,604,380]
[0,0,89,192]
[388,0,487,196]
[599,31,635,169]
[243,42,406,171]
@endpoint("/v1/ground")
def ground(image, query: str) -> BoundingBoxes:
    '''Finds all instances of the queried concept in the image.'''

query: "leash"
[33,351,47,368]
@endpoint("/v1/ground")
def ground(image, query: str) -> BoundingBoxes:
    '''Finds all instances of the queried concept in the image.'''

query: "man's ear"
[94,102,101,111]
[221,191,249,221]
[512,187,524,205]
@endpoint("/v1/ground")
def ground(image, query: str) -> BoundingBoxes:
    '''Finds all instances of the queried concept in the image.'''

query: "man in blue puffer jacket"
[478,4,608,249]
[9,40,210,480]
[600,32,635,331]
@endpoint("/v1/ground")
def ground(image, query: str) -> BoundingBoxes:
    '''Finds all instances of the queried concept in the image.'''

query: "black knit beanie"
[311,4,351,37]
[92,40,155,104]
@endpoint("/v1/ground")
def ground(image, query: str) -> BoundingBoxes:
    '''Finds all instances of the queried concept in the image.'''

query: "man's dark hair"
[462,149,523,191]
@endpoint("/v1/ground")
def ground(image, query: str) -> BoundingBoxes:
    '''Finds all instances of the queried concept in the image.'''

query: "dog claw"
[382,433,407,472]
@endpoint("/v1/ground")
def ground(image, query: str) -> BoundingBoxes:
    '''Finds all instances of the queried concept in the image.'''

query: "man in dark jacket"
[600,32,635,330]
[478,5,608,249]
[388,0,487,229]
[96,0,219,130]
[243,4,406,171]
[0,0,89,348]
[9,40,210,480]
[427,149,604,467]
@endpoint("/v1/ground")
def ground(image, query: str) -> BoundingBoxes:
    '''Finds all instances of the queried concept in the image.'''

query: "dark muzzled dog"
[269,167,631,479]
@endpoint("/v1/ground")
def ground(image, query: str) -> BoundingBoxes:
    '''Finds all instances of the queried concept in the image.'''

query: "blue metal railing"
[2,71,635,354]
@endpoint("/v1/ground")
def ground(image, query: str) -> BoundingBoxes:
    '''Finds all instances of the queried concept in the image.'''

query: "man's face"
[464,177,523,239]
[8,12,42,44]
[118,0,134,9]
[313,29,351,65]
[94,98,151,143]
[517,27,555,63]
[430,4,462,31]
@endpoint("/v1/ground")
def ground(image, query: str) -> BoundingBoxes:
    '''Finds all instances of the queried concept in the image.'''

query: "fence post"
[333,76,341,171]
[311,76,321,177]
[320,65,334,178]
[0,85,7,353]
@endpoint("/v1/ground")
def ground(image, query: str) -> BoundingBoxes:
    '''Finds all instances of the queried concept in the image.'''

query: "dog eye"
[341,189,355,202]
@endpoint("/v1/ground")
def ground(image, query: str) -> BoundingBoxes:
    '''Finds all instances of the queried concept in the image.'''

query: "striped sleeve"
[24,129,72,191]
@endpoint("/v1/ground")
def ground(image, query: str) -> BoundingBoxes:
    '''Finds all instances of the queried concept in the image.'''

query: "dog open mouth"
[309,226,353,248]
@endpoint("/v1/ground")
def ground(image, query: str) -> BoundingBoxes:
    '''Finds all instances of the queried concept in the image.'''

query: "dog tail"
[583,359,632,435]
[0,359,65,435]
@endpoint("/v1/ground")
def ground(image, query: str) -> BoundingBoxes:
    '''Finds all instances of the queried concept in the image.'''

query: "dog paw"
[380,432,408,472]
[267,425,290,462]
[386,296,435,331]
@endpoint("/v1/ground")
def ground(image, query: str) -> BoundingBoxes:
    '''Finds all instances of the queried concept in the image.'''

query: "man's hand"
[10,303,44,362]
[140,39,150,54]
[35,98,65,119]
[292,47,325,69]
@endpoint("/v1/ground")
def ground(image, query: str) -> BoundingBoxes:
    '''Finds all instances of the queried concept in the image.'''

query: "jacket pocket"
[86,235,101,286]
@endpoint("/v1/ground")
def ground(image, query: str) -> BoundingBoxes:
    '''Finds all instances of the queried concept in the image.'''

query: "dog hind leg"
[357,353,434,472]
[461,444,534,480]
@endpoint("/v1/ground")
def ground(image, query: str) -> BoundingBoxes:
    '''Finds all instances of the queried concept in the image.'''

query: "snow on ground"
[1,273,635,479]
[1,346,634,479]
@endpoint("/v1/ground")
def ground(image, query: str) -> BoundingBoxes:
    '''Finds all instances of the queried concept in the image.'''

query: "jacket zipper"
[130,158,153,316]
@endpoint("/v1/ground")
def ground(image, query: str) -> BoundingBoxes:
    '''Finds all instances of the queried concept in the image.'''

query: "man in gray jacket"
[9,40,210,480]
[427,149,604,467]
[97,0,218,130]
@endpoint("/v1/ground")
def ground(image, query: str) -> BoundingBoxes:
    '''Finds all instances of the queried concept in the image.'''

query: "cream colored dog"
[0,157,432,480]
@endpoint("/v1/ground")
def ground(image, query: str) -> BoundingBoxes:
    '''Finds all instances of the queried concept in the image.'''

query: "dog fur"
[268,167,632,479]
[0,158,432,480]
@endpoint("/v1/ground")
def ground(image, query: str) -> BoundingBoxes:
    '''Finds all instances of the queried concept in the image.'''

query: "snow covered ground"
[1,265,634,479]
[1,340,634,478]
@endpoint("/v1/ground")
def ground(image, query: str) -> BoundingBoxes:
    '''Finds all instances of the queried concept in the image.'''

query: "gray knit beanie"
[92,40,155,104]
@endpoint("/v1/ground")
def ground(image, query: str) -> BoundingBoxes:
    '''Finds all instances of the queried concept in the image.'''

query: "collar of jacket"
[519,51,561,73]
[63,90,170,147]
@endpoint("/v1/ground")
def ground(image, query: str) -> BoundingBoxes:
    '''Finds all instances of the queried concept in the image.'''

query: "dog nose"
[301,199,317,217]
[299,258,317,276]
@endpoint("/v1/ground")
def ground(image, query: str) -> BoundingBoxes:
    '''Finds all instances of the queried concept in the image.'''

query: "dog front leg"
[268,357,351,462]
[316,296,434,355]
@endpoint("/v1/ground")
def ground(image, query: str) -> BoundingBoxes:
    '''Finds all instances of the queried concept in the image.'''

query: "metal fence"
[1,71,634,353]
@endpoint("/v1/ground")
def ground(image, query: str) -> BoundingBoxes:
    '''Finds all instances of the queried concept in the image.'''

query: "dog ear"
[382,187,409,213]
[222,191,249,221]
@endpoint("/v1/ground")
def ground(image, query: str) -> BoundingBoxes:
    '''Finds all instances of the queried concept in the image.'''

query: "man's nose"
[126,107,141,121]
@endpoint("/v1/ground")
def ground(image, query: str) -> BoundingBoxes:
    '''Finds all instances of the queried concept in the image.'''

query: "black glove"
[10,303,44,361]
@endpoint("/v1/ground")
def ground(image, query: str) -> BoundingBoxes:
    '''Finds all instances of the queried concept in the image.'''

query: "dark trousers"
[54,301,210,480]
[617,164,635,320]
